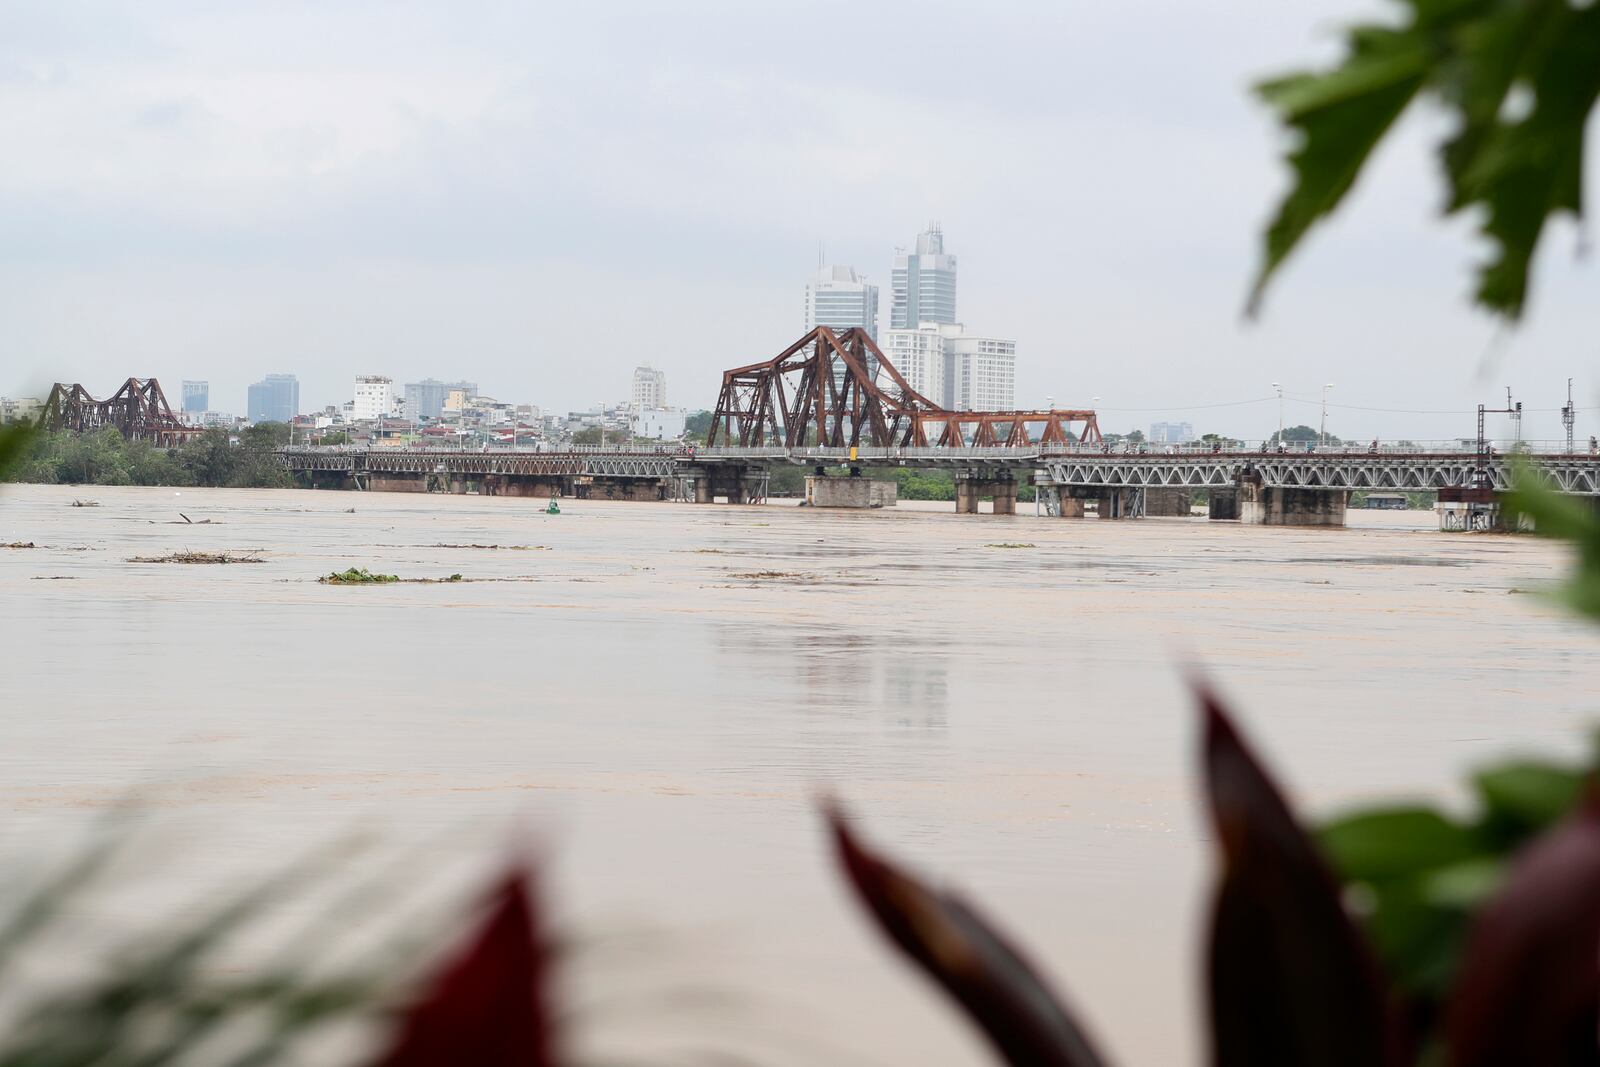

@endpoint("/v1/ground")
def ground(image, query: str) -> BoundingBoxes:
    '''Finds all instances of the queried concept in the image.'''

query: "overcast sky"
[3,0,1595,442]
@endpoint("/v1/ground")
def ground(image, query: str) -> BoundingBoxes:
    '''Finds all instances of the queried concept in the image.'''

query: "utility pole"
[1320,383,1334,447]
[1271,381,1284,446]
[1507,386,1523,444]
[1563,378,1576,453]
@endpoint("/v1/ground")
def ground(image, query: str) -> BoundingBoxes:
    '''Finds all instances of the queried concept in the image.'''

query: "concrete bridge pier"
[693,465,756,504]
[955,472,1018,515]
[1207,489,1240,520]
[1144,488,1193,517]
[1237,476,1347,526]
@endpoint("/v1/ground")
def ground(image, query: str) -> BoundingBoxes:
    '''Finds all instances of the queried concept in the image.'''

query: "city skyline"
[1,2,1595,442]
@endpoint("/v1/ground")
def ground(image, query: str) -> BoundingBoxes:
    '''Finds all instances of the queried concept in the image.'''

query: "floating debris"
[29,576,78,581]
[429,543,551,551]
[70,500,100,508]
[984,542,1037,549]
[730,571,807,580]
[3,541,36,549]
[319,568,480,585]
[168,515,219,525]
[128,551,265,565]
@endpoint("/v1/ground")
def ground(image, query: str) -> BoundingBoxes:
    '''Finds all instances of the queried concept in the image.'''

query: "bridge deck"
[278,445,1600,495]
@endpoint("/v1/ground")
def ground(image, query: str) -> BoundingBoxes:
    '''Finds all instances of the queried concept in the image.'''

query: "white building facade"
[804,265,879,338]
[880,323,1014,411]
[631,366,667,411]
[632,408,687,440]
[945,334,1017,412]
[352,375,396,422]
[881,327,946,404]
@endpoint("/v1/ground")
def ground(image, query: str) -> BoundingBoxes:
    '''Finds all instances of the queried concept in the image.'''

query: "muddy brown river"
[1,483,1595,1065]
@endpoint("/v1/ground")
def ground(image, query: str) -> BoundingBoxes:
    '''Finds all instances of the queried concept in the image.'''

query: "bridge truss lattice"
[706,326,1101,449]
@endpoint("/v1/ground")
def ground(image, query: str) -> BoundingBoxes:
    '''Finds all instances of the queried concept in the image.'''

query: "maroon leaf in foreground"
[372,868,557,1067]
[1199,686,1394,1067]
[827,802,1112,1067]
[1445,788,1600,1067]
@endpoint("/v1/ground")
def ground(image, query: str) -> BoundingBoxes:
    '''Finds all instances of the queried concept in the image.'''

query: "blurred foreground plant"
[1251,0,1600,320]
[831,684,1600,1066]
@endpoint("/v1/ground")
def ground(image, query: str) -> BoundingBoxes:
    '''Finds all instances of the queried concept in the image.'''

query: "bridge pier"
[1144,488,1192,517]
[1207,489,1239,520]
[1237,477,1347,526]
[691,465,762,504]
[955,472,1018,515]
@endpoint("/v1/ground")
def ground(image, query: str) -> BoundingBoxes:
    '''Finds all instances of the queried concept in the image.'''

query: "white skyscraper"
[880,323,1015,411]
[352,375,396,422]
[804,265,879,338]
[891,226,957,329]
[945,334,1017,411]
[632,365,667,410]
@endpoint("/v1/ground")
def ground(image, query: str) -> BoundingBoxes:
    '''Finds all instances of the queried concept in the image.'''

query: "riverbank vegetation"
[4,425,291,489]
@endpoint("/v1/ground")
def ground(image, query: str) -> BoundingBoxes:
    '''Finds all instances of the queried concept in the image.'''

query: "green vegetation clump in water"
[321,567,399,584]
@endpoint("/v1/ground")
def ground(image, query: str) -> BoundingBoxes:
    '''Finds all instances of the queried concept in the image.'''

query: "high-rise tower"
[890,225,957,329]
[804,265,879,339]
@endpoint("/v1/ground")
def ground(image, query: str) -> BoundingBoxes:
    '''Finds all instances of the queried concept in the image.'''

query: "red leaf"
[373,868,557,1067]
[1198,685,1397,1066]
[1446,789,1600,1067]
[826,801,1112,1067]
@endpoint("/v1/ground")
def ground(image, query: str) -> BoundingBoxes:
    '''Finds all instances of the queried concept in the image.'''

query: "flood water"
[1,482,1596,1065]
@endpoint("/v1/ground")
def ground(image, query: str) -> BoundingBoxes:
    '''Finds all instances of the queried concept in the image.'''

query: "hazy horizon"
[3,0,1596,442]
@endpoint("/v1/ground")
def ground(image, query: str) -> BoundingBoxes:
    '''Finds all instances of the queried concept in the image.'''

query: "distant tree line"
[5,423,292,488]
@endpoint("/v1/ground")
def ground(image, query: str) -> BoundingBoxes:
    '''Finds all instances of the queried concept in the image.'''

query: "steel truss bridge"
[282,448,684,480]
[708,326,1101,449]
[279,444,1600,495]
[37,378,198,447]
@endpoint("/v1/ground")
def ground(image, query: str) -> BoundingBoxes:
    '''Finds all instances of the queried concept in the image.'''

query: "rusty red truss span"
[38,378,200,447]
[706,326,1100,449]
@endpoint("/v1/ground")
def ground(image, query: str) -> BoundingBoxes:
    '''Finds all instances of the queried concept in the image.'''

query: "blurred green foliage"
[1505,477,1600,619]
[1252,0,1600,320]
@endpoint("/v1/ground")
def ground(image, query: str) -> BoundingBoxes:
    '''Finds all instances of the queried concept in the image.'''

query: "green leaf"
[1358,878,1470,997]
[1474,761,1583,831]
[1320,806,1479,882]
[1439,2,1600,317]
[1504,473,1600,619]
[1417,855,1503,909]
[1251,0,1600,320]
[1248,27,1429,314]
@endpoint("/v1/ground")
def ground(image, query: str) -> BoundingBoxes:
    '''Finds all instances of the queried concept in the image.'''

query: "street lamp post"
[1271,382,1284,447]
[1320,383,1334,447]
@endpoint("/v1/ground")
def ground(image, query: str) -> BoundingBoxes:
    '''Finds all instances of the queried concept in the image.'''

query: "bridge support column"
[1239,481,1347,526]
[1208,489,1239,520]
[694,477,713,504]
[1097,489,1138,519]
[955,472,1017,515]
[992,478,1018,515]
[1144,488,1192,517]
[1058,496,1085,518]
[955,478,980,514]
